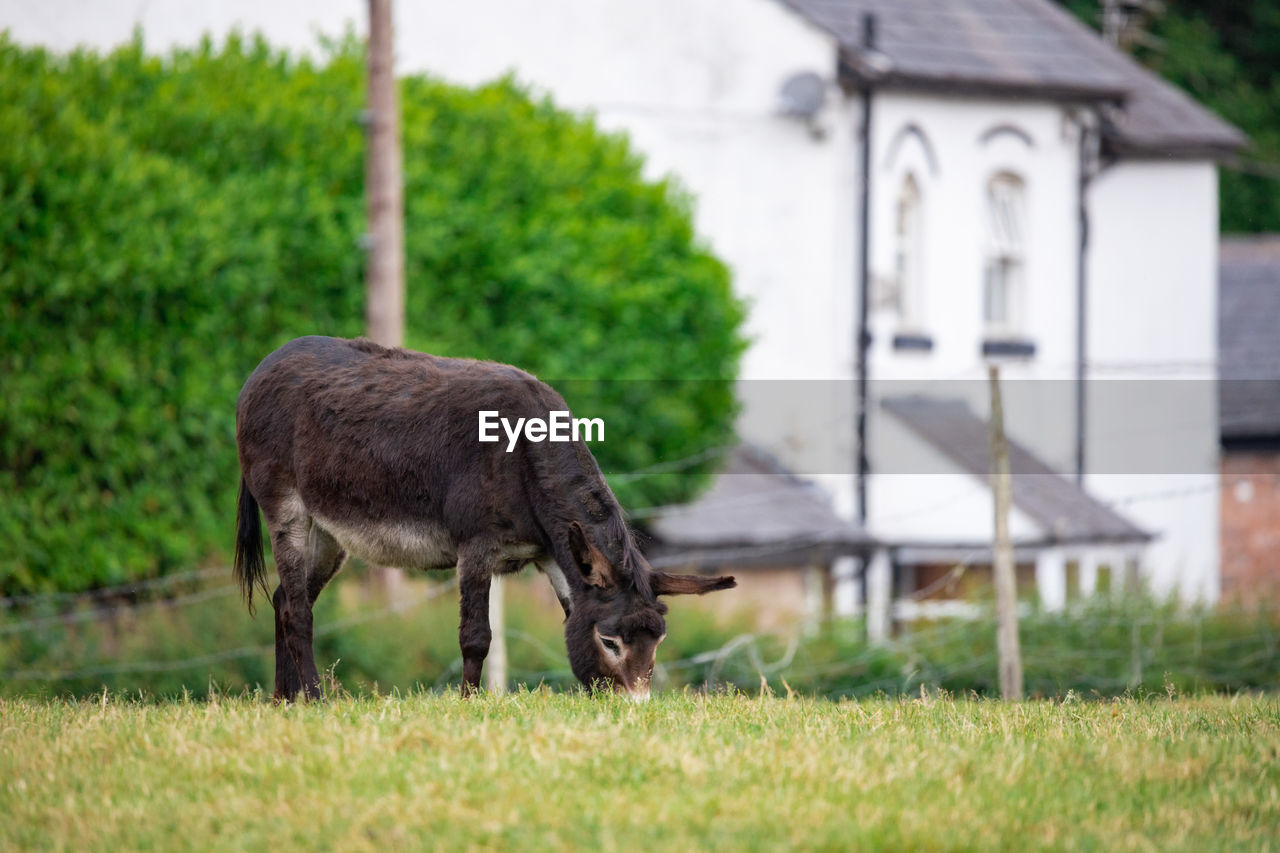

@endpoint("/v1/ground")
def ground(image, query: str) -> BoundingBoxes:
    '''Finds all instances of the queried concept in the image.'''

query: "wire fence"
[1,465,1273,697]
[0,566,229,610]
[1,578,459,683]
[3,574,1276,697]
[0,584,241,637]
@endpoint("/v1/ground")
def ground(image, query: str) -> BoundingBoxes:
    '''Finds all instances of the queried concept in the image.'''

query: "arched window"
[894,173,923,328]
[983,173,1026,334]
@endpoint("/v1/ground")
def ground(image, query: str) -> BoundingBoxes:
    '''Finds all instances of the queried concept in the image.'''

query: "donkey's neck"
[527,439,633,575]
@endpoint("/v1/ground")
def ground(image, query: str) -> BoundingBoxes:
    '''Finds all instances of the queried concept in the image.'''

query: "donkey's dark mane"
[603,509,656,601]
[520,412,657,602]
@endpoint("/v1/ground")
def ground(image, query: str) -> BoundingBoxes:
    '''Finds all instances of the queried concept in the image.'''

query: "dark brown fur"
[234,336,734,700]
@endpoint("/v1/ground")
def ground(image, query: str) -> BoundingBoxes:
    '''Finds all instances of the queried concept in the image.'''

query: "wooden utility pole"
[988,365,1024,700]
[365,0,404,348]
[363,0,408,606]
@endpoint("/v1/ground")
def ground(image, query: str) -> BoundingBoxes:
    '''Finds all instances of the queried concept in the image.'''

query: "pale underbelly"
[311,514,543,571]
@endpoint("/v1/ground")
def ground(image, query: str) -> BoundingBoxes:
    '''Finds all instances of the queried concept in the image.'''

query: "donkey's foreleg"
[457,547,497,697]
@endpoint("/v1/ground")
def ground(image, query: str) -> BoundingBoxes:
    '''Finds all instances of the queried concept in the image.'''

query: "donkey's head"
[561,520,734,699]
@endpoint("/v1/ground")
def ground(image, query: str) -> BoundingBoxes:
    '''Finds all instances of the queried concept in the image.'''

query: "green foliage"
[1058,0,1280,232]
[0,34,745,594]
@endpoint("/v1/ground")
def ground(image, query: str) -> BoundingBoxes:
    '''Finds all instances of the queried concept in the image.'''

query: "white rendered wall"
[866,94,1082,387]
[396,0,859,389]
[864,93,1082,475]
[862,94,1084,554]
[1085,161,1221,602]
[0,0,364,56]
[1088,162,1218,373]
[862,96,1219,601]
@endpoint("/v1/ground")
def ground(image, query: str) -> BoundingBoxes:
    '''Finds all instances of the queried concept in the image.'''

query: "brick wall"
[1220,450,1280,606]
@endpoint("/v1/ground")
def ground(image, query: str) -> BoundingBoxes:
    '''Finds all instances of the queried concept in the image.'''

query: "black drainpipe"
[1075,110,1101,485]
[1075,124,1088,485]
[855,12,876,524]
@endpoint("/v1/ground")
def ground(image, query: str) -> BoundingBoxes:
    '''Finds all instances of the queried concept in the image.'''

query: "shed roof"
[644,445,874,570]
[1219,236,1280,442]
[780,0,1245,158]
[882,396,1150,544]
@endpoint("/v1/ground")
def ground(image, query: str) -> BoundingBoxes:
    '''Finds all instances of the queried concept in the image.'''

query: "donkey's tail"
[234,477,268,614]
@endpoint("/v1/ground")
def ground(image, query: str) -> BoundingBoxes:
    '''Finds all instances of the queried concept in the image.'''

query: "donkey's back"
[236,336,562,570]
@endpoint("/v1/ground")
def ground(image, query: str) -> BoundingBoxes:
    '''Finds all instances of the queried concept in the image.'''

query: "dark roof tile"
[645,445,874,569]
[883,396,1150,544]
[781,0,1244,157]
[1219,236,1280,440]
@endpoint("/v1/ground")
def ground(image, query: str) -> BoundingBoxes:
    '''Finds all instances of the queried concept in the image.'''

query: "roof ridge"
[776,0,1244,157]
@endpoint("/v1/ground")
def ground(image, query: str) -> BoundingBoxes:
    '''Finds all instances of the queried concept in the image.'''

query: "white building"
[2,0,1244,608]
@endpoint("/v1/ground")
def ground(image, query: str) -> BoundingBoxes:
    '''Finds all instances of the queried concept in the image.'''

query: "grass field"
[3,691,1278,851]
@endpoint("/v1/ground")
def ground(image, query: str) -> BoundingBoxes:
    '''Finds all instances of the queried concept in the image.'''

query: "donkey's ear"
[651,571,736,596]
[567,521,617,589]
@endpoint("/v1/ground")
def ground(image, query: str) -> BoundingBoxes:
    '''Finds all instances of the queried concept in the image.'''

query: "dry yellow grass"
[2,691,1278,851]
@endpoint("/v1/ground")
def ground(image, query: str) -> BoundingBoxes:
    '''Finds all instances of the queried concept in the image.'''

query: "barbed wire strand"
[0,566,228,609]
[0,584,241,636]
[1,579,458,682]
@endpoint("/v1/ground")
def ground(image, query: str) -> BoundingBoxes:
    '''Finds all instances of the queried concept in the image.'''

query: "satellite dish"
[778,71,826,120]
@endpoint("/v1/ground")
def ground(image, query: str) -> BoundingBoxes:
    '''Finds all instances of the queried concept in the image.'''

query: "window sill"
[981,338,1036,359]
[892,332,934,353]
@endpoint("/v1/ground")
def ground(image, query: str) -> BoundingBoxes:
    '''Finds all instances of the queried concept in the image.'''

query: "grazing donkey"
[234,336,734,701]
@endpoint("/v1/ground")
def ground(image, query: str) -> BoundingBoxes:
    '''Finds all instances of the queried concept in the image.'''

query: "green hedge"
[0,34,745,595]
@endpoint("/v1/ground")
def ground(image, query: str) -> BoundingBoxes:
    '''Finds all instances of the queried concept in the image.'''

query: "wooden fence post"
[866,549,892,644]
[486,575,508,694]
[988,365,1024,700]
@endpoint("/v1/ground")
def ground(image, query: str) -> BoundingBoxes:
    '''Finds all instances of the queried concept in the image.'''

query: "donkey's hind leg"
[272,528,346,701]
[269,519,344,702]
[271,585,302,700]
